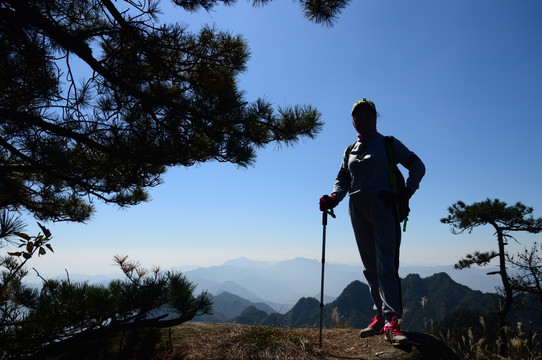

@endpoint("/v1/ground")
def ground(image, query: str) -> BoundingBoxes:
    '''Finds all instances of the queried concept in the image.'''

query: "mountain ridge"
[226,272,497,333]
[191,271,498,334]
[185,257,500,309]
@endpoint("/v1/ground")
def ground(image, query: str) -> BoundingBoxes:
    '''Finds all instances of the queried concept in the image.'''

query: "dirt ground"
[153,322,459,360]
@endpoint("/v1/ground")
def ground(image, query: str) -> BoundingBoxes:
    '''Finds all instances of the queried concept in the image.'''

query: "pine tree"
[1,219,212,358]
[1,2,351,356]
[441,198,542,356]
[0,0,349,222]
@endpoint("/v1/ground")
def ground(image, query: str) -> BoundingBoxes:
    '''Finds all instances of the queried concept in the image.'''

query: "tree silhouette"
[1,230,213,358]
[0,0,349,222]
[507,244,542,327]
[441,198,542,356]
[1,2,352,356]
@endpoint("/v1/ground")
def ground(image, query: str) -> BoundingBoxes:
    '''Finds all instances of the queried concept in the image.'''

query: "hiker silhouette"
[319,98,425,346]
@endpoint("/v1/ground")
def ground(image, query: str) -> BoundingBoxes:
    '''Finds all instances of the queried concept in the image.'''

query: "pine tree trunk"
[496,228,512,357]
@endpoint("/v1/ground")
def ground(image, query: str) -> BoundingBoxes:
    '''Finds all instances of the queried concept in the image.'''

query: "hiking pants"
[349,193,403,318]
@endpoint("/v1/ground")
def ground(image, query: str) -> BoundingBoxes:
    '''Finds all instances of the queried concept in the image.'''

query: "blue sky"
[26,0,542,278]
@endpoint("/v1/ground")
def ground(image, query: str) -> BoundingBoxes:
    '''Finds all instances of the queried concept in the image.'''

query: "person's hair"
[351,100,378,122]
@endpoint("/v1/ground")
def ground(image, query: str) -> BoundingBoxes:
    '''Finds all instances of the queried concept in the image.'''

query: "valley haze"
[26,257,501,313]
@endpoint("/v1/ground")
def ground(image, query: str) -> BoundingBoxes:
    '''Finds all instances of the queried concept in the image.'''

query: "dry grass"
[152,322,433,360]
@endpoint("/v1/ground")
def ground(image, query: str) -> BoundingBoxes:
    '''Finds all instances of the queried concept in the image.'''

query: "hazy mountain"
[192,291,276,323]
[184,257,501,311]
[234,305,272,325]
[25,257,501,305]
[186,257,362,305]
[401,272,495,331]
[400,264,501,294]
[210,291,275,319]
[273,297,321,328]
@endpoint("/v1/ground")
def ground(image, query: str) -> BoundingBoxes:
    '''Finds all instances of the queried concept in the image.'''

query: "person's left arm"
[393,137,426,195]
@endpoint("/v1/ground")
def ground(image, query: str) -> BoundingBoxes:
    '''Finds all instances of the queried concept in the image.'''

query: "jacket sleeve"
[392,137,425,194]
[331,146,352,201]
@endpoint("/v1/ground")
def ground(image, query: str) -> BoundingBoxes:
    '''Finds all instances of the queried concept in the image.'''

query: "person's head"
[351,98,378,137]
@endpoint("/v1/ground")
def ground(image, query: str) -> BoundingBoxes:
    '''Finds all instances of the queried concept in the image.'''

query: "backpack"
[346,136,410,230]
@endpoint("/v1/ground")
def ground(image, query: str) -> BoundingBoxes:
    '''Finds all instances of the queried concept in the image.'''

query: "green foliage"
[455,250,499,270]
[1,236,212,359]
[0,209,26,241]
[441,198,542,357]
[441,199,542,235]
[1,2,354,355]
[0,0,349,222]
[1,219,54,301]
[7,222,53,259]
[440,198,542,277]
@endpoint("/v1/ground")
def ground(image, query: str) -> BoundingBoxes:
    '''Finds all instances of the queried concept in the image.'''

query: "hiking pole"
[319,205,335,348]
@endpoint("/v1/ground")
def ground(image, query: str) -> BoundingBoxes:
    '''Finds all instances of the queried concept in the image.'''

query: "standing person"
[319,98,425,346]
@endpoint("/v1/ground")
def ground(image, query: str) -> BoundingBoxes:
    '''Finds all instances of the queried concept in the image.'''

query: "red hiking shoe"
[359,314,384,338]
[382,316,410,346]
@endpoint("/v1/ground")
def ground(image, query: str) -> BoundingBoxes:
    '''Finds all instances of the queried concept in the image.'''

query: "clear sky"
[26,0,542,278]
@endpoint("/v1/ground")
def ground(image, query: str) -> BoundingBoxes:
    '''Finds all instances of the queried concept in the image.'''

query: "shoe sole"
[359,330,379,338]
[386,335,410,346]
[359,326,384,338]
[385,332,410,346]
[389,339,410,346]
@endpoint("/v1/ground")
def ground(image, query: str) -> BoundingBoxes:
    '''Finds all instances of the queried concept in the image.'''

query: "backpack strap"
[384,136,409,231]
[384,136,398,193]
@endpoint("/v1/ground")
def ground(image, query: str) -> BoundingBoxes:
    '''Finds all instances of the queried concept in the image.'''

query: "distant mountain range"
[184,257,512,334]
[183,257,501,313]
[32,256,522,335]
[193,272,499,333]
[26,256,504,326]
[27,257,501,306]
